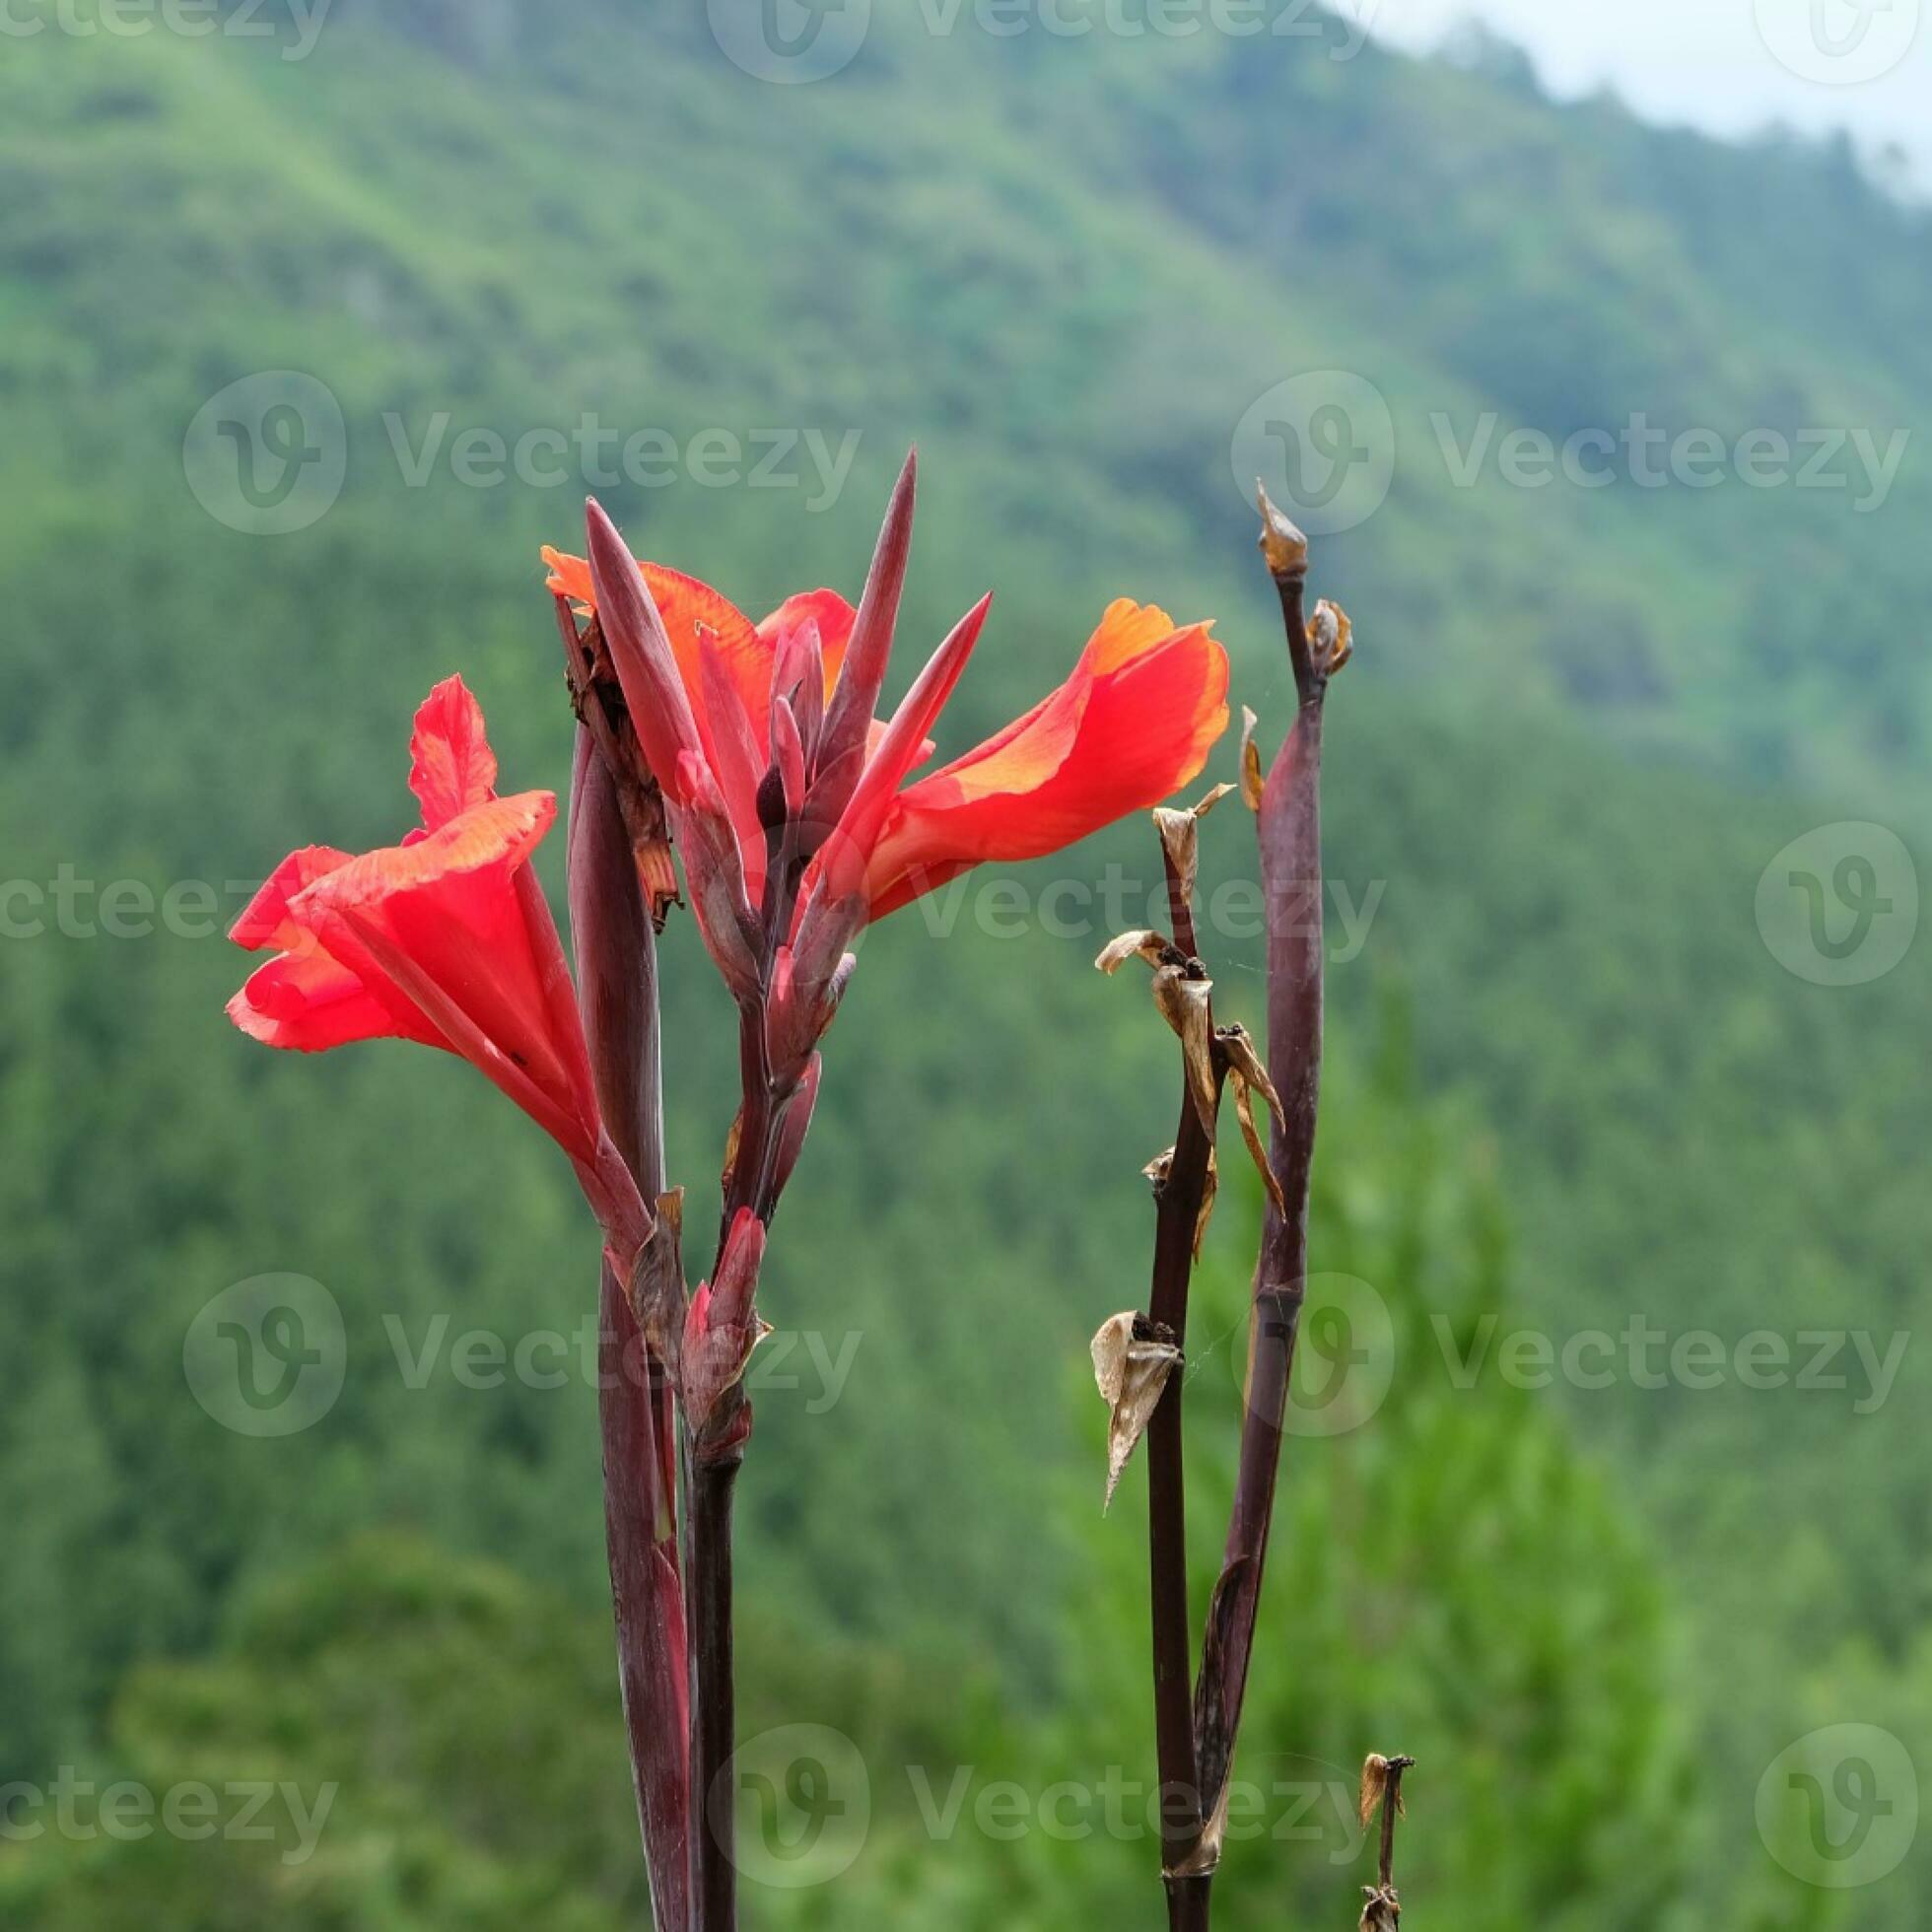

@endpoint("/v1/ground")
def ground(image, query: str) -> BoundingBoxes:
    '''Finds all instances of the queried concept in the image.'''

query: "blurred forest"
[0,1,1926,1924]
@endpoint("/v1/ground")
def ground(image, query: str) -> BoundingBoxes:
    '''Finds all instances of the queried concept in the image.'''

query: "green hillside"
[1,4,1925,1923]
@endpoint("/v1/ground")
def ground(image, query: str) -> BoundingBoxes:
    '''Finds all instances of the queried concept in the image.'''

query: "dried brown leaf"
[1095,929,1170,976]
[1191,780,1235,819]
[1359,1755,1392,1830]
[1168,1782,1227,1878]
[1218,1023,1283,1122]
[1152,966,1219,1136]
[1359,1884,1400,1931]
[1312,597,1354,677]
[1238,706,1266,811]
[1089,1310,1181,1510]
[1152,805,1201,918]
[1193,1145,1218,1261]
[1232,1074,1286,1216]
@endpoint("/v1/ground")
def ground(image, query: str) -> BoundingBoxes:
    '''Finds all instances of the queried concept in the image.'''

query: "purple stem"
[1146,859,1217,1931]
[570,733,692,1931]
[1191,501,1336,1857]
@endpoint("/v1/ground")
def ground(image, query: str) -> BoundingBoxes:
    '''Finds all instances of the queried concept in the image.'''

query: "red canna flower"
[227,676,649,1267]
[830,596,1230,919]
[544,455,1228,1082]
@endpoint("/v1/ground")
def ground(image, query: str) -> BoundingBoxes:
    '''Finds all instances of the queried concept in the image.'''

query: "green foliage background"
[0,1,1925,1923]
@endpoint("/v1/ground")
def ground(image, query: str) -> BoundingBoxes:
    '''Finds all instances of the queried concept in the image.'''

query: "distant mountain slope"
[3,2,1928,793]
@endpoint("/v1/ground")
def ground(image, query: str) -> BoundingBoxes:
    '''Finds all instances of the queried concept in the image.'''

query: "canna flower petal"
[228,846,441,1052]
[542,548,857,757]
[862,600,1228,918]
[757,589,854,702]
[229,683,607,1173]
[409,675,499,829]
[808,591,994,908]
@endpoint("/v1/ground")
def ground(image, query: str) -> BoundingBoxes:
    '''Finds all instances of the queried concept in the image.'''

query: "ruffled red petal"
[862,605,1227,917]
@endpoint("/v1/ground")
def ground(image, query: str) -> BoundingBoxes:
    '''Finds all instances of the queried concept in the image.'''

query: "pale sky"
[1362,0,1932,193]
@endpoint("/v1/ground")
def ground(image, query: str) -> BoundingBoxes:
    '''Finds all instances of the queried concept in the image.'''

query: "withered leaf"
[1238,706,1266,811]
[1193,1144,1218,1261]
[1152,806,1202,920]
[1152,966,1219,1137]
[1359,1754,1391,1830]
[1153,785,1236,927]
[1218,1024,1283,1120]
[1095,929,1171,976]
[1312,597,1354,677]
[1358,1754,1408,1829]
[1358,1884,1401,1931]
[1089,1310,1181,1511]
[1232,1075,1285,1216]
[1220,1024,1286,1214]
[1168,1783,1227,1879]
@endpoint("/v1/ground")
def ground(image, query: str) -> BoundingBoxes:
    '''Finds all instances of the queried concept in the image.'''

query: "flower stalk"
[1188,491,1350,1858]
[1145,852,1223,1929]
[1357,1753,1414,1929]
[569,732,692,1932]
[1094,487,1348,1931]
[229,455,1228,1932]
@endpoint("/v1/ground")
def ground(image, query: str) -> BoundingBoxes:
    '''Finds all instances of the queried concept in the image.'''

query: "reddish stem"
[1191,504,1336,1867]
[571,732,692,1931]
[1145,854,1217,1915]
